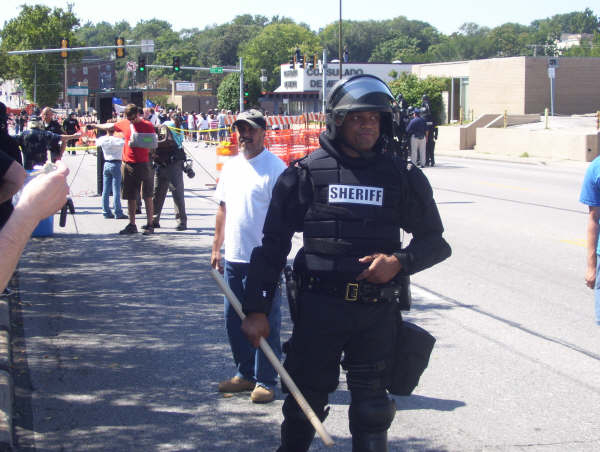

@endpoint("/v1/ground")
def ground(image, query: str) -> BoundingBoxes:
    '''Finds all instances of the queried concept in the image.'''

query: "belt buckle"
[345,283,359,302]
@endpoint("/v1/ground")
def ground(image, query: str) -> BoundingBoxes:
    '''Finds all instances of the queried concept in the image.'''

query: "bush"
[389,73,449,124]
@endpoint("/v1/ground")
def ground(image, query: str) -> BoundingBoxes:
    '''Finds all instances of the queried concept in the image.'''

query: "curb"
[435,149,590,167]
[0,294,12,451]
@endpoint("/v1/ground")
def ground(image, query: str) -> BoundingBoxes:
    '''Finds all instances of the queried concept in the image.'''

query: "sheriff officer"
[242,74,451,452]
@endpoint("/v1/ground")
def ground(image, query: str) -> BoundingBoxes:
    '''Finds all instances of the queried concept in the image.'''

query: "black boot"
[352,431,388,452]
[278,393,328,452]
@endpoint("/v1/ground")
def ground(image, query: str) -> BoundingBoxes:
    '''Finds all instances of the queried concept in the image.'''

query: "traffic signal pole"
[239,57,244,112]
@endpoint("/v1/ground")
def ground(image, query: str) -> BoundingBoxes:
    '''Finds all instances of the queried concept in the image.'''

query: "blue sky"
[2,1,598,35]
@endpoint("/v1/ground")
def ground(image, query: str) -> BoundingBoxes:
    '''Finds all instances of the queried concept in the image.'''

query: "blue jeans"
[224,260,282,389]
[594,256,600,325]
[102,161,124,216]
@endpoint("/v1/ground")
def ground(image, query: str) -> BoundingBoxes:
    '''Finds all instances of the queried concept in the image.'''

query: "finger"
[358,255,375,263]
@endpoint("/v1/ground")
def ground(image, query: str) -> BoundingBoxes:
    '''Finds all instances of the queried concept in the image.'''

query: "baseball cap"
[233,109,266,130]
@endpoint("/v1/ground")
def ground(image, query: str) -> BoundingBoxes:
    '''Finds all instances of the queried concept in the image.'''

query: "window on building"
[83,66,88,75]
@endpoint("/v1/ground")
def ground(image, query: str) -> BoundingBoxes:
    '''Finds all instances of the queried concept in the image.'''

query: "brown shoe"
[218,376,255,393]
[250,385,275,404]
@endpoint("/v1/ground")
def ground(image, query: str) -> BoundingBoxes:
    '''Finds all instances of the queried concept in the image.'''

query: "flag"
[145,99,156,108]
[112,97,123,105]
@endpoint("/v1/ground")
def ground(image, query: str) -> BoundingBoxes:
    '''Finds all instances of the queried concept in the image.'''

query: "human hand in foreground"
[241,313,270,348]
[356,253,402,284]
[16,161,69,220]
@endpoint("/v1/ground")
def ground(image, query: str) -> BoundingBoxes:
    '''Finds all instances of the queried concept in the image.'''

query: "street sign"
[67,86,88,96]
[548,67,556,79]
[175,82,196,92]
[126,61,137,72]
[141,40,155,54]
[209,66,224,74]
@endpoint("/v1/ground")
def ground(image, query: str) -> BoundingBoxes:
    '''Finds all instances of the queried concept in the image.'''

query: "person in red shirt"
[112,104,156,235]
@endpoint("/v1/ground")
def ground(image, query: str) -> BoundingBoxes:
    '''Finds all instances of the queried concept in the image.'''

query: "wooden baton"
[210,268,334,447]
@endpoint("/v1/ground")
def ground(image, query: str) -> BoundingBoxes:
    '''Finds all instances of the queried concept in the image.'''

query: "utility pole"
[338,0,343,79]
[33,63,37,105]
[322,48,328,114]
[239,57,244,112]
[64,59,68,109]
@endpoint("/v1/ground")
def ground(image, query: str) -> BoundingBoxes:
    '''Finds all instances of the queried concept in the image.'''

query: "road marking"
[478,180,531,191]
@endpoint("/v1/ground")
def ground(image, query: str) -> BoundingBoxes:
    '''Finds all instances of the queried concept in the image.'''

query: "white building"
[262,62,412,115]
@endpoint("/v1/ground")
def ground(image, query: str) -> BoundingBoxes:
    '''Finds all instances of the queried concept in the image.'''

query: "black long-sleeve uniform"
[245,133,451,316]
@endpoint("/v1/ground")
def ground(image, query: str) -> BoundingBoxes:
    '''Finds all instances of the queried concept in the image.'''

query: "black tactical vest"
[300,147,405,276]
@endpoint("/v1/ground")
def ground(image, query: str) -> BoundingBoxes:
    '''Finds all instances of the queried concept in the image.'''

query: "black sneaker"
[115,213,129,220]
[103,212,115,219]
[119,223,138,234]
[142,226,154,235]
[175,224,187,231]
[142,222,160,229]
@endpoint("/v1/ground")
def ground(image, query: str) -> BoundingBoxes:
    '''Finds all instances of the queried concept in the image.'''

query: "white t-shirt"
[215,149,286,263]
[96,135,125,161]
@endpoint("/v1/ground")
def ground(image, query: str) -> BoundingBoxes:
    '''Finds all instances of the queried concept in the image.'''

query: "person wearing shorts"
[113,104,156,235]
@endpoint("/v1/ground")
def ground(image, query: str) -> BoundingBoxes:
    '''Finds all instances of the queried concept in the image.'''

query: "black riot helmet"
[325,74,394,141]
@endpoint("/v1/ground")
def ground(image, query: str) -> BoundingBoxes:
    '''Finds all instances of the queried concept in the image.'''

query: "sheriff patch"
[328,184,383,206]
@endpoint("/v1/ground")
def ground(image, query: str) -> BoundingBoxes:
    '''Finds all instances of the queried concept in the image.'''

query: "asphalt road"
[9,146,600,451]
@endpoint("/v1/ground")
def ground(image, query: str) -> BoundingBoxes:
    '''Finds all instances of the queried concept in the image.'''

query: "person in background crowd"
[211,109,286,404]
[0,161,69,292]
[579,156,600,326]
[144,107,161,127]
[406,108,427,168]
[199,112,209,146]
[148,112,187,231]
[96,104,156,235]
[16,116,79,170]
[158,109,169,124]
[209,113,219,144]
[41,107,64,135]
[16,111,27,134]
[95,126,127,220]
[217,109,228,142]
[62,111,81,155]
[187,111,197,141]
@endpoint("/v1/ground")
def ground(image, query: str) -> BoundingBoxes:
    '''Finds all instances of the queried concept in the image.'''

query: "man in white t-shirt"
[95,128,127,219]
[211,109,286,404]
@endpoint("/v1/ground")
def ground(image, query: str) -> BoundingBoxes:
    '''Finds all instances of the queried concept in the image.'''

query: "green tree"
[240,23,319,91]
[369,36,421,62]
[0,4,80,107]
[217,72,261,111]
[389,73,448,123]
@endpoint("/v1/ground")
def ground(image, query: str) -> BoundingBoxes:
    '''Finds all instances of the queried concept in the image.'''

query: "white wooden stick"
[211,268,334,447]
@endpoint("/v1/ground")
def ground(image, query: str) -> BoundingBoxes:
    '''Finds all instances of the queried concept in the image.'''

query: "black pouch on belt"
[388,312,436,396]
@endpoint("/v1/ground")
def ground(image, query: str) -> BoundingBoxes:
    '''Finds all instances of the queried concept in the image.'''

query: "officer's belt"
[301,276,402,303]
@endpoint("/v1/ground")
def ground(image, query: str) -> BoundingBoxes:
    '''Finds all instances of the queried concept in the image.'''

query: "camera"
[183,159,195,178]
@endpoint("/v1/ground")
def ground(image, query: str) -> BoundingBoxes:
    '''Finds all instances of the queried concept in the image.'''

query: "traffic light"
[243,83,249,105]
[115,37,125,58]
[60,38,69,59]
[299,55,304,69]
[307,54,314,69]
[173,56,180,72]
[289,57,294,69]
[138,56,146,72]
[313,54,318,69]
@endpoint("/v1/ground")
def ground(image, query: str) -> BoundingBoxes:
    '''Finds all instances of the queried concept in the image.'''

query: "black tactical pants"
[278,290,397,452]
